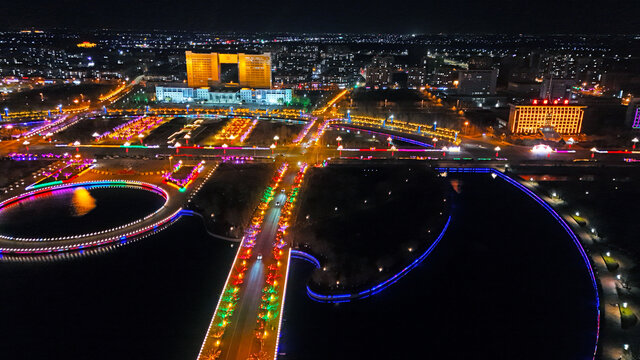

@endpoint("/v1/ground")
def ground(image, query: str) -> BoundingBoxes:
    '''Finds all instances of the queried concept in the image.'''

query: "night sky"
[3,0,639,34]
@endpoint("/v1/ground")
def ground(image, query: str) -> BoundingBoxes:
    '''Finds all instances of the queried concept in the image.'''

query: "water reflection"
[71,187,96,216]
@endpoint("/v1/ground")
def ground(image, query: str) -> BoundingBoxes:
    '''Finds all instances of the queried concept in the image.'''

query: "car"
[257,253,262,260]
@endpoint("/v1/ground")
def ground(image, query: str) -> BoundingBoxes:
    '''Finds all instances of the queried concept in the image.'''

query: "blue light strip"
[291,249,321,268]
[304,215,451,303]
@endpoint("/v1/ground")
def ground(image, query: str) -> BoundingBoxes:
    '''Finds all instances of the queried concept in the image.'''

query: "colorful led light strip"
[0,181,175,251]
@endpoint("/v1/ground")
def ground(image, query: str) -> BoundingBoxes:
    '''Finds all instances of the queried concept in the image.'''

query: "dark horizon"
[3,0,639,35]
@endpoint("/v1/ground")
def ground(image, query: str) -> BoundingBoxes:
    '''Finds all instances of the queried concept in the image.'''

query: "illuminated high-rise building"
[186,51,272,88]
[508,100,585,134]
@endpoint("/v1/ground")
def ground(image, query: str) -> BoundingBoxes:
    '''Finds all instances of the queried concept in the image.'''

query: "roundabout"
[0,180,183,254]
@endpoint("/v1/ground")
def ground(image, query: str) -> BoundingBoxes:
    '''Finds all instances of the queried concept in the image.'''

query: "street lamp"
[22,140,30,152]
[336,136,342,146]
[273,135,279,147]
[174,141,182,154]
[123,141,131,153]
[270,143,276,155]
[632,137,639,150]
[183,133,190,145]
[390,145,397,157]
[590,147,598,159]
[139,133,145,144]
[432,137,438,147]
[222,143,228,155]
[386,136,392,147]
[494,146,501,158]
[73,140,81,152]
[337,144,344,157]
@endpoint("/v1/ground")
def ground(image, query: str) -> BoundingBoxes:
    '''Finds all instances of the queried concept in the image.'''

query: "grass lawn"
[602,254,620,272]
[620,305,638,329]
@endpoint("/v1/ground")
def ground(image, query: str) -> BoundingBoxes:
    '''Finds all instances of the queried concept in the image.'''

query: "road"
[220,191,287,360]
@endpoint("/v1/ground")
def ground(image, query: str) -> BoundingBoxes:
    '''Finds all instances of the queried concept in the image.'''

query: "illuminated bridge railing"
[338,115,460,144]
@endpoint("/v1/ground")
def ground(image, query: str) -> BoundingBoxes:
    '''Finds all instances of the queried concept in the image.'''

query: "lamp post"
[632,137,638,150]
[337,144,343,158]
[386,136,392,147]
[184,133,190,146]
[22,140,30,152]
[139,133,145,145]
[174,141,181,154]
[123,141,131,153]
[273,135,279,147]
[270,143,276,155]
[73,140,81,152]
[222,143,228,155]
[432,137,438,147]
[336,136,342,147]
[390,145,396,157]
[590,147,597,159]
[494,146,501,158]
[92,132,100,142]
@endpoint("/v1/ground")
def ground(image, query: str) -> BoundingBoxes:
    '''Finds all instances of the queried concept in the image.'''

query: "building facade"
[457,69,498,95]
[185,51,272,88]
[508,101,585,134]
[155,86,291,105]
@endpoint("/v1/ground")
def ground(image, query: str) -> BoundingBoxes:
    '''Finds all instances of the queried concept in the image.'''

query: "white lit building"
[155,86,292,105]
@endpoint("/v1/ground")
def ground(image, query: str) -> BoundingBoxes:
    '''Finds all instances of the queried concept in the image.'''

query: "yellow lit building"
[185,51,271,88]
[508,101,585,134]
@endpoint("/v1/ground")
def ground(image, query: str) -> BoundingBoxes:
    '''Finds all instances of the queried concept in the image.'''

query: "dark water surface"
[0,187,165,238]
[279,173,598,360]
[0,217,236,360]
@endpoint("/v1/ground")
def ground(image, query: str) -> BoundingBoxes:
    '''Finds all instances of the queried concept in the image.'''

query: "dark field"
[55,116,130,143]
[513,165,640,281]
[291,163,449,291]
[0,159,51,189]
[244,120,303,146]
[190,162,275,238]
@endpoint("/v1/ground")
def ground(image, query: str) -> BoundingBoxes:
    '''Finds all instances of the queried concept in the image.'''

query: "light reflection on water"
[71,187,96,216]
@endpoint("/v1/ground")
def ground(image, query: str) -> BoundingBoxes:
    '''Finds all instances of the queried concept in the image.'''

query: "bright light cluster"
[292,119,316,144]
[8,152,72,161]
[238,119,258,143]
[196,163,289,360]
[101,116,165,141]
[348,115,460,144]
[265,163,308,359]
[214,117,257,142]
[163,160,205,191]
[310,118,340,143]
